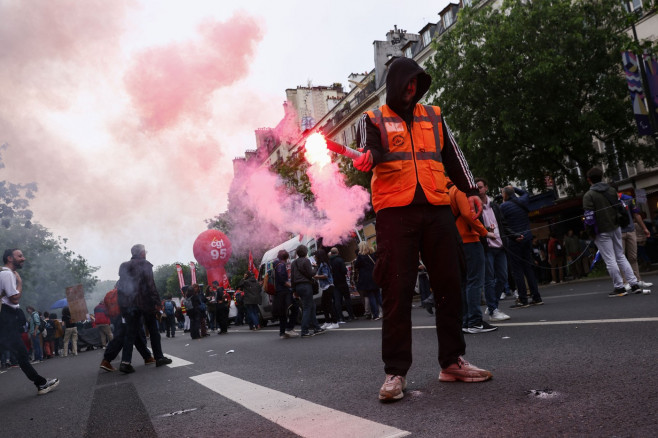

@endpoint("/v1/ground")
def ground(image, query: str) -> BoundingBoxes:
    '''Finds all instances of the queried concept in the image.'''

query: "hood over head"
[386,57,432,114]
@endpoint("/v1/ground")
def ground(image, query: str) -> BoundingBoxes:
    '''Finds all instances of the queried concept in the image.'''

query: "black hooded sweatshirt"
[357,57,477,205]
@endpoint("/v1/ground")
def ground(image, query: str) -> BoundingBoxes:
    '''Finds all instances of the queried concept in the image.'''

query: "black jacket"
[117,256,161,313]
[329,255,348,287]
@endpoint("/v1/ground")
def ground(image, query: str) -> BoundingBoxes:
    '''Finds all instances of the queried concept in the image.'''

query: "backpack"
[45,319,55,340]
[36,313,46,333]
[602,190,631,229]
[263,267,276,295]
[104,289,120,319]
[183,297,193,311]
[164,300,175,316]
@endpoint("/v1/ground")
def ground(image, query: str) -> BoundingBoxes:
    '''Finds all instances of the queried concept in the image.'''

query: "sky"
[0,0,452,281]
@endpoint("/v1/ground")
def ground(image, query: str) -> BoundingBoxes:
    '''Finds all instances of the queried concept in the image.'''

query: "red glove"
[353,150,373,172]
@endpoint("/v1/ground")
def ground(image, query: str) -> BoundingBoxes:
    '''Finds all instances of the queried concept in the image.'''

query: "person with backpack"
[26,306,44,362]
[61,306,78,357]
[116,244,172,373]
[583,167,651,296]
[93,300,113,348]
[100,287,156,372]
[163,295,177,338]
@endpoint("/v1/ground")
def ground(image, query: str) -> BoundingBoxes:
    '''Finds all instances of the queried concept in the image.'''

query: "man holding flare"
[351,57,492,402]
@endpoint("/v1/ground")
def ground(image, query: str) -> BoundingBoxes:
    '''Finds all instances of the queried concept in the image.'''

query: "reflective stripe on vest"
[365,104,449,212]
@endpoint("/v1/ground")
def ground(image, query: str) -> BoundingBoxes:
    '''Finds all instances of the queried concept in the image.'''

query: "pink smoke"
[124,13,264,131]
[226,150,370,256]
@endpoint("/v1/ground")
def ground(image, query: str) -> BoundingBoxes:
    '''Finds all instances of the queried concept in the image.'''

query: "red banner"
[222,273,230,289]
[176,264,185,289]
[248,251,259,279]
[189,261,197,284]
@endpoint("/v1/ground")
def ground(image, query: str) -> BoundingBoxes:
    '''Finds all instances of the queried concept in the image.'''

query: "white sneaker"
[328,323,340,329]
[637,281,653,288]
[320,322,330,330]
[484,308,490,316]
[285,329,299,338]
[513,290,519,299]
[489,309,511,322]
[499,293,507,300]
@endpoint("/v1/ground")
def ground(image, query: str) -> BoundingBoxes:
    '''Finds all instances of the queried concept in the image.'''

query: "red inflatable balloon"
[193,230,232,287]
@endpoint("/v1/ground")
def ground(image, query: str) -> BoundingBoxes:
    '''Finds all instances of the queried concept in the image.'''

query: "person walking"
[583,168,651,296]
[93,300,113,348]
[353,57,492,402]
[0,248,59,395]
[116,244,172,373]
[329,247,354,322]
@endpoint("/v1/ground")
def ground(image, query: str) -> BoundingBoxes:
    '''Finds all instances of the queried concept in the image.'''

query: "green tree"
[425,0,656,192]
[0,144,101,311]
[153,263,208,297]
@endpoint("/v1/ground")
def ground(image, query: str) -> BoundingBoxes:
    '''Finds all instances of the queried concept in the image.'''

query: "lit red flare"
[304,133,362,164]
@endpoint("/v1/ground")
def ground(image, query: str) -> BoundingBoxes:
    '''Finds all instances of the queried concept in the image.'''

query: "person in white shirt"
[0,248,59,395]
[476,178,513,322]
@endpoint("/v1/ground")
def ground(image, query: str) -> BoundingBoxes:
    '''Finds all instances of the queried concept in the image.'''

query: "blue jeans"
[297,283,319,334]
[30,334,42,361]
[508,237,541,303]
[245,304,260,329]
[462,242,485,328]
[484,247,508,314]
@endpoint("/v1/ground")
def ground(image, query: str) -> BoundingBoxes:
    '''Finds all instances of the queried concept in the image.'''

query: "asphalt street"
[3,273,658,438]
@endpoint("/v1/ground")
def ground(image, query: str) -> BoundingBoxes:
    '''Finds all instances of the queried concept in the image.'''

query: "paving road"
[3,273,658,437]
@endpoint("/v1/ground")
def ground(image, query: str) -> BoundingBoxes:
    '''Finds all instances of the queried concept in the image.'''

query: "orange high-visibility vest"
[366,104,448,213]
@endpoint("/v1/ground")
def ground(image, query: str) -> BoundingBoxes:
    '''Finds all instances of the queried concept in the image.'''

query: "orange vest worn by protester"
[366,104,448,213]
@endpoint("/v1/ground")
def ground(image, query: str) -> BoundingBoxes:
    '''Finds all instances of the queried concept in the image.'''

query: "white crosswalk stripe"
[191,371,410,438]
[164,354,193,368]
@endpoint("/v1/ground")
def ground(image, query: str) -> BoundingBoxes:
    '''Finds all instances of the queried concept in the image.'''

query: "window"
[422,30,432,47]
[405,47,413,58]
[462,0,472,6]
[443,11,454,28]
[625,0,642,12]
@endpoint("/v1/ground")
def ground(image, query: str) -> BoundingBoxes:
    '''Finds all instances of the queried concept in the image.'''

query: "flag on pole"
[248,251,259,279]
[189,261,197,284]
[176,264,185,289]
[222,273,230,289]
[622,51,654,135]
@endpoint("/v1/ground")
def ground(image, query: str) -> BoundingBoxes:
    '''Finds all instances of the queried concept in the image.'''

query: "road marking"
[191,371,410,438]
[328,317,658,332]
[165,354,193,368]
[481,317,658,327]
